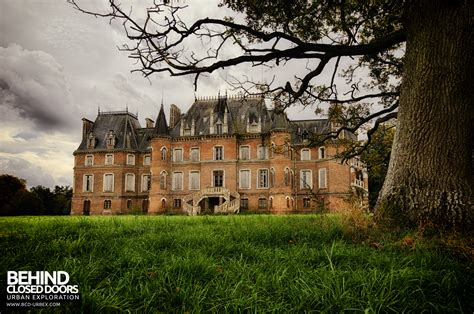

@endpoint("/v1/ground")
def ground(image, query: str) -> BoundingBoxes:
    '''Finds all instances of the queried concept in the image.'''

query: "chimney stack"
[145,118,154,128]
[82,118,93,139]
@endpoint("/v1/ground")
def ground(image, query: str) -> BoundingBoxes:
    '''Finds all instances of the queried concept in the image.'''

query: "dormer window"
[87,132,96,149]
[302,130,309,141]
[106,130,116,149]
[215,123,223,135]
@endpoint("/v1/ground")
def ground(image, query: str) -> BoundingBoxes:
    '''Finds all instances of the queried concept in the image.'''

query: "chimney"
[82,118,93,139]
[145,118,154,128]
[169,104,181,129]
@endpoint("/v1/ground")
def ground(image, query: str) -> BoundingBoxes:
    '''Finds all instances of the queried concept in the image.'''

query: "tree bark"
[377,0,474,231]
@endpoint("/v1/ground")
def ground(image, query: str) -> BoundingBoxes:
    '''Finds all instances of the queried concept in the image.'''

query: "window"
[319,147,326,159]
[85,155,93,166]
[127,154,135,165]
[284,168,290,186]
[172,172,183,190]
[173,148,183,162]
[319,168,327,189]
[190,148,200,161]
[142,175,151,192]
[258,198,268,209]
[104,200,111,209]
[303,198,311,208]
[286,197,291,208]
[257,145,268,160]
[160,171,167,190]
[173,199,182,208]
[161,147,167,161]
[143,155,151,165]
[258,169,269,188]
[216,123,223,135]
[189,171,200,190]
[239,170,250,189]
[106,130,116,148]
[240,198,249,210]
[87,133,95,149]
[270,168,275,188]
[300,170,313,189]
[125,173,135,192]
[103,174,114,192]
[240,146,250,160]
[127,199,133,210]
[214,146,223,160]
[105,154,114,165]
[83,175,93,192]
[301,149,310,161]
[213,170,224,187]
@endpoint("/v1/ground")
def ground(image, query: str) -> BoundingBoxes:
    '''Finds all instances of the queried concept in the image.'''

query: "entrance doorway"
[83,200,91,215]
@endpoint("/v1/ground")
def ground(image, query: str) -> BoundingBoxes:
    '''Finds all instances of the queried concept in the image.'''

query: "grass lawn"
[0,214,472,312]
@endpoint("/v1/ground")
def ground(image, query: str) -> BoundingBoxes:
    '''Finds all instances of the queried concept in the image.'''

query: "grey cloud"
[0,156,56,188]
[0,44,79,133]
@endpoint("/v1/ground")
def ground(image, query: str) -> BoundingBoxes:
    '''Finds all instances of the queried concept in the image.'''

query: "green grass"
[0,215,472,312]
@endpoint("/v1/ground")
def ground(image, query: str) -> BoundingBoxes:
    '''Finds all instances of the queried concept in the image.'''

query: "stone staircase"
[182,187,240,215]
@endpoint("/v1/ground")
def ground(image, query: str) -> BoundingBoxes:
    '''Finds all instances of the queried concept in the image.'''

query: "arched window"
[269,197,273,209]
[286,197,290,208]
[161,198,167,209]
[161,147,167,161]
[160,171,167,190]
[284,168,290,186]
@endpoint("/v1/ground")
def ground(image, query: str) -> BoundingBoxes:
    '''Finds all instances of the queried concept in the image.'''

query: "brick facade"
[71,96,368,215]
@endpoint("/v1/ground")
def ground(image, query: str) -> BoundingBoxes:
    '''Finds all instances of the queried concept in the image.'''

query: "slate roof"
[75,111,152,152]
[75,95,357,153]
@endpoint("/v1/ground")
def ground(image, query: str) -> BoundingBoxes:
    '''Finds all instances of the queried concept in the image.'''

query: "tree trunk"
[377,0,474,231]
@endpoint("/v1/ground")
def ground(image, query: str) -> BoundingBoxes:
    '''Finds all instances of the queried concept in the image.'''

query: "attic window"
[215,123,223,135]
[87,133,95,149]
[106,130,116,149]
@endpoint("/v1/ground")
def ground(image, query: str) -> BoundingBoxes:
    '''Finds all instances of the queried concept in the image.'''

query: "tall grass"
[0,215,472,312]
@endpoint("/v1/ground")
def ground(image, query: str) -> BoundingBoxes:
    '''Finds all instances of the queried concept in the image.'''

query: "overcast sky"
[0,0,336,188]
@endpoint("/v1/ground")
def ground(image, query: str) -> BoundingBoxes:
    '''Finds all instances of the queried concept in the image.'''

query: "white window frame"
[142,174,151,192]
[172,171,183,191]
[257,145,268,160]
[173,148,183,162]
[105,154,114,165]
[239,145,250,160]
[239,169,251,189]
[83,174,94,192]
[319,147,326,159]
[319,168,327,189]
[127,154,136,165]
[257,168,269,189]
[211,169,225,187]
[270,168,275,188]
[85,154,94,166]
[103,173,114,192]
[125,173,135,192]
[143,154,151,166]
[301,148,311,161]
[190,147,200,162]
[189,171,200,190]
[104,199,112,210]
[300,169,313,189]
[214,146,224,161]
